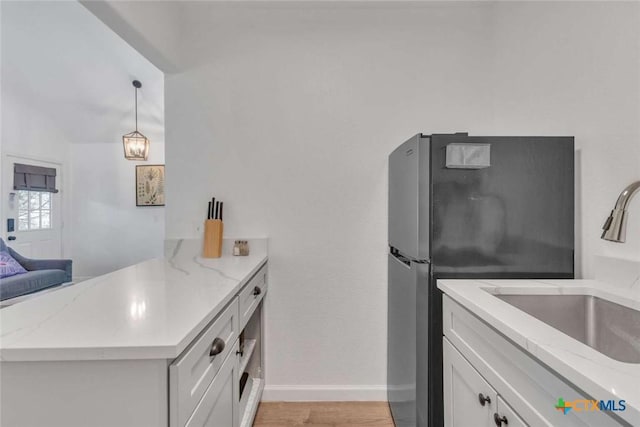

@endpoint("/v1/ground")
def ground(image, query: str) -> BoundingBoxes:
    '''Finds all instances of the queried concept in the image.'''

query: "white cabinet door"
[443,338,496,427]
[185,341,239,427]
[494,396,527,427]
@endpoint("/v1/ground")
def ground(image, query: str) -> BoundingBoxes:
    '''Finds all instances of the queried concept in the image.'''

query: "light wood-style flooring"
[253,402,394,426]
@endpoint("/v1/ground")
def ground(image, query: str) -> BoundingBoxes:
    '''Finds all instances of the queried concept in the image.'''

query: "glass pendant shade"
[122,130,149,160]
[123,80,149,160]
[123,131,150,160]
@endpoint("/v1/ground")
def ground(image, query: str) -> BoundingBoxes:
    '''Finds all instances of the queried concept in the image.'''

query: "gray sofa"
[0,238,72,301]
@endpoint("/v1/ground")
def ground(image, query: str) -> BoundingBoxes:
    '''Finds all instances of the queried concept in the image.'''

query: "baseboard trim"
[262,385,387,401]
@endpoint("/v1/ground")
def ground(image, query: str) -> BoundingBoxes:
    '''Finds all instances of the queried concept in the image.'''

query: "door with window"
[2,155,62,258]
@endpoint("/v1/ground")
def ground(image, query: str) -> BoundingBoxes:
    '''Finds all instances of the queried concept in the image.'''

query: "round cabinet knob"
[478,393,492,406]
[209,338,226,357]
[494,413,508,426]
[253,286,262,296]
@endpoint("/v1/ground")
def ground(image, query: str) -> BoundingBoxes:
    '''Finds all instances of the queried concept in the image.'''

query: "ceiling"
[2,1,164,145]
[81,0,500,74]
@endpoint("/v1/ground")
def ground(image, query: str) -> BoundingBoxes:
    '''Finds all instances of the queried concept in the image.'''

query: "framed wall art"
[136,165,165,207]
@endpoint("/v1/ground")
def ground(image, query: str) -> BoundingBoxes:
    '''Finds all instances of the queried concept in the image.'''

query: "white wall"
[81,0,185,73]
[70,143,165,279]
[164,2,639,399]
[486,2,640,278]
[1,1,165,278]
[165,3,494,399]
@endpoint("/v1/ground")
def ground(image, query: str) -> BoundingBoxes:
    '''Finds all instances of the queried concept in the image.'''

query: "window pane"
[18,217,29,231]
[18,191,29,210]
[41,192,51,209]
[18,212,29,231]
[29,192,40,210]
[41,211,51,229]
[29,211,41,229]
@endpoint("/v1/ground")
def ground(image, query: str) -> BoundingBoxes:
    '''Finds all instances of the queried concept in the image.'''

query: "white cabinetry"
[170,300,240,427]
[238,265,267,330]
[171,262,268,427]
[442,295,625,427]
[444,338,525,427]
[496,396,527,427]
[443,338,497,427]
[185,341,240,427]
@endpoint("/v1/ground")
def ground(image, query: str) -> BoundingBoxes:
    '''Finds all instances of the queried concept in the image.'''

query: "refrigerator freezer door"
[389,134,430,260]
[430,135,574,277]
[388,252,417,427]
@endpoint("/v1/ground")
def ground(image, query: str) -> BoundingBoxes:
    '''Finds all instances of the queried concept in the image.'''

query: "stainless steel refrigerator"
[387,133,574,427]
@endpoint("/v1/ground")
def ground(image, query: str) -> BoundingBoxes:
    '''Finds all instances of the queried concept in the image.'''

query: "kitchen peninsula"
[0,239,268,427]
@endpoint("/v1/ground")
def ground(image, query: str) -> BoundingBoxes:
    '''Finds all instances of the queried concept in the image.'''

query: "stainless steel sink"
[495,294,640,363]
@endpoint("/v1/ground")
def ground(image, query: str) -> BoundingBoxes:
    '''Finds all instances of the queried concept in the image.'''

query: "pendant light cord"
[135,86,138,131]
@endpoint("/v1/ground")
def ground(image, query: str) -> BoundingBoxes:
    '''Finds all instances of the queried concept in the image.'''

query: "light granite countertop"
[438,277,640,426]
[0,239,267,362]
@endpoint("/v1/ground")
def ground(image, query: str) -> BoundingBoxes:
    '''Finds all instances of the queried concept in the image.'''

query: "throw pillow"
[0,251,28,279]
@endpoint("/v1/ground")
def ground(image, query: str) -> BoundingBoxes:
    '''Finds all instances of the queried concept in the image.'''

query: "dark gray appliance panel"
[429,135,574,276]
[387,252,418,427]
[389,134,430,261]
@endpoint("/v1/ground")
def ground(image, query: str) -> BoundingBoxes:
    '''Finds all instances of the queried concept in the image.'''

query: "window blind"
[13,163,59,193]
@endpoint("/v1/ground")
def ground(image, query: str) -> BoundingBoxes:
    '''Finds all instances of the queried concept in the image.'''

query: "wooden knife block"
[203,219,224,258]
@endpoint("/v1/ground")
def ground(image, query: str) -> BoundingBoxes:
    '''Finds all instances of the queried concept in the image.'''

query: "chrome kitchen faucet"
[602,181,640,243]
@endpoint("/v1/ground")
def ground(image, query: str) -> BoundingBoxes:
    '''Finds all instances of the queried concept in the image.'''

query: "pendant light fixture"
[122,80,150,161]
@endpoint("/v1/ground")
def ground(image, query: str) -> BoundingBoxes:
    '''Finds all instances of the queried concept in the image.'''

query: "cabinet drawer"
[170,298,239,427]
[238,264,267,330]
[186,340,239,427]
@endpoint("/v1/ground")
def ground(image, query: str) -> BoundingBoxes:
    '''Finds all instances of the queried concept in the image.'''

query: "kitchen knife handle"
[211,197,216,220]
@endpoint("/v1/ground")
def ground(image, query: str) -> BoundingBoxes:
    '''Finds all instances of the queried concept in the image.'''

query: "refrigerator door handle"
[390,247,430,266]
[390,248,411,267]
